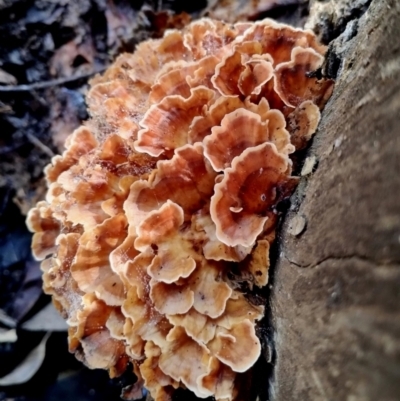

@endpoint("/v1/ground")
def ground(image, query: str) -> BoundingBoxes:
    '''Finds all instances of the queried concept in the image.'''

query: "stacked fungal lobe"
[27,18,333,401]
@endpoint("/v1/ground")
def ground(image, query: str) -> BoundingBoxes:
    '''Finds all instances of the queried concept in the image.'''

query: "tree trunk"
[269,1,400,400]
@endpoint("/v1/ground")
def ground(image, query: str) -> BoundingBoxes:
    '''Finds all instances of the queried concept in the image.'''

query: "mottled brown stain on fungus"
[27,17,333,401]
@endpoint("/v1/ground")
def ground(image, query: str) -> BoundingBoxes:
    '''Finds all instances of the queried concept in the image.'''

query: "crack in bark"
[283,254,400,269]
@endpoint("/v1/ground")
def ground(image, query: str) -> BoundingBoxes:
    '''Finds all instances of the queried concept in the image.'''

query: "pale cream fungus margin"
[26,17,334,401]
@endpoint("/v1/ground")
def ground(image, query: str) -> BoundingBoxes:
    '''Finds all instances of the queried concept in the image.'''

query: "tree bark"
[269,0,400,400]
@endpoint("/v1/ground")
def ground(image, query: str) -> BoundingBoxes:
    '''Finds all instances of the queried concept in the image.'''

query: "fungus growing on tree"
[27,17,333,401]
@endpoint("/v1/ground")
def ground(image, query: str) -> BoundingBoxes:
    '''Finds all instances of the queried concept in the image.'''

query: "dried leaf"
[204,0,303,22]
[0,332,50,386]
[0,328,17,343]
[0,68,17,85]
[22,302,68,331]
[8,261,43,322]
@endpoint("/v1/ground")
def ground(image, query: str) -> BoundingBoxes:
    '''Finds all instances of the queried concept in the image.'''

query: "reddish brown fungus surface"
[26,17,333,401]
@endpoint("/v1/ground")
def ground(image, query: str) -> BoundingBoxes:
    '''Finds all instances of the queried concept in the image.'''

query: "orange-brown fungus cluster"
[27,18,333,401]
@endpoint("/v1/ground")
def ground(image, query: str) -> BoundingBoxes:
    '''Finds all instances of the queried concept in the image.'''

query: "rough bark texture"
[270,0,400,400]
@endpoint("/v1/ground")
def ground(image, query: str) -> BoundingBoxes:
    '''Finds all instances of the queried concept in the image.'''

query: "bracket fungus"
[27,17,333,401]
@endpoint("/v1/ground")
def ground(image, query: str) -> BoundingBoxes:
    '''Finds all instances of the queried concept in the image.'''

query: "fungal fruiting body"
[27,18,333,401]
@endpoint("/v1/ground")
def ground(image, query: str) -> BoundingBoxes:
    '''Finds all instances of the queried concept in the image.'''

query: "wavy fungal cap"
[27,18,333,401]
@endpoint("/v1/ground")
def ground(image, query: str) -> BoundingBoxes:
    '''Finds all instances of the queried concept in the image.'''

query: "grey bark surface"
[270,0,400,400]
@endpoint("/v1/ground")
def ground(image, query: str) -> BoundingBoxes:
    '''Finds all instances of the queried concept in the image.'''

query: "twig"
[25,133,55,157]
[0,68,107,93]
[0,309,17,329]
